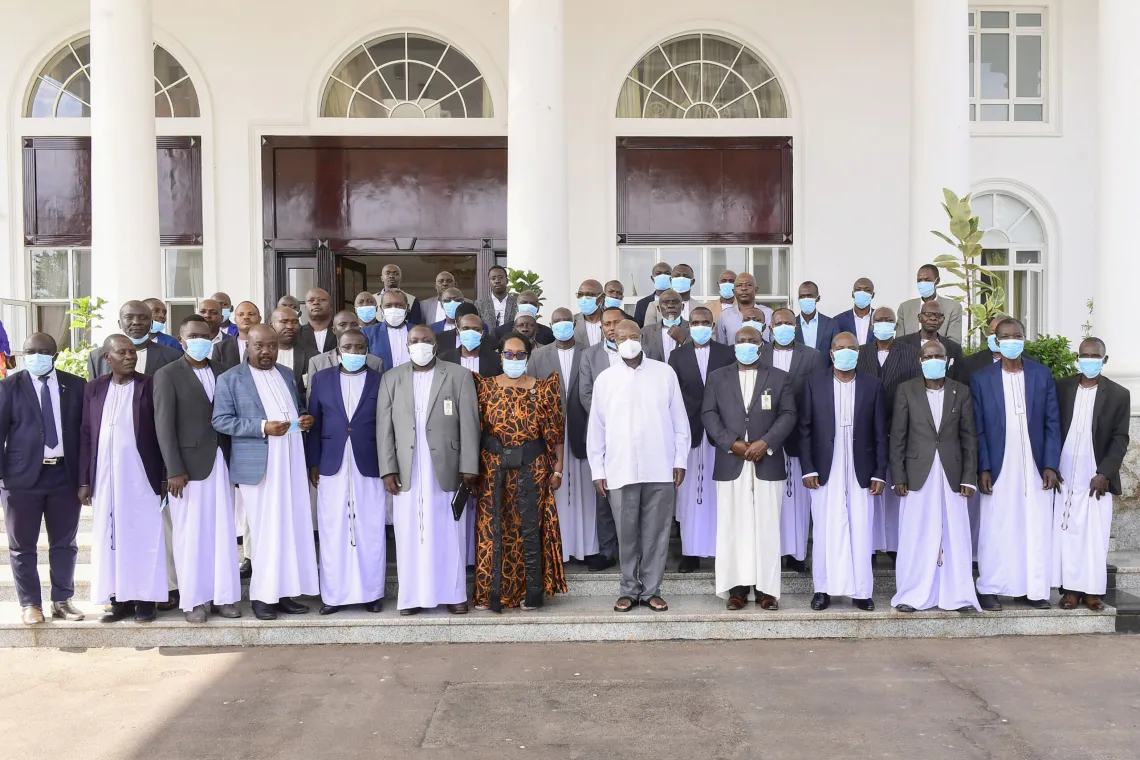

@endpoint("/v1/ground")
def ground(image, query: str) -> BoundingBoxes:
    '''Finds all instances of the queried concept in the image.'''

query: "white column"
[1098,0,1140,404]
[507,0,570,309]
[90,0,160,340]
[910,0,971,277]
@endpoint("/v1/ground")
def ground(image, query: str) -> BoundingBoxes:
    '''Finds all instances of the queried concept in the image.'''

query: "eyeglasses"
[502,350,529,361]
[919,312,945,319]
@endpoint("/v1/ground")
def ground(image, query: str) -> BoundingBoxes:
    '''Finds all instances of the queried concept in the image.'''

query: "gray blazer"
[211,362,304,486]
[307,349,385,387]
[640,319,688,362]
[896,296,963,342]
[577,340,620,416]
[153,358,229,481]
[376,360,480,493]
[701,363,797,482]
[475,293,517,330]
[528,342,581,407]
[889,377,977,492]
[572,311,602,348]
[87,341,181,379]
[210,335,241,370]
[419,297,443,325]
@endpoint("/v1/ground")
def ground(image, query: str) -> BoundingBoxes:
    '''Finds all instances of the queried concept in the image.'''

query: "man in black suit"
[0,333,86,625]
[490,291,554,347]
[438,302,480,352]
[298,288,336,356]
[794,281,840,353]
[1054,337,1131,612]
[958,314,1005,385]
[799,331,888,611]
[87,300,182,378]
[761,307,827,572]
[668,306,734,572]
[211,300,262,369]
[440,311,503,378]
[633,261,673,327]
[898,300,965,379]
[270,306,316,403]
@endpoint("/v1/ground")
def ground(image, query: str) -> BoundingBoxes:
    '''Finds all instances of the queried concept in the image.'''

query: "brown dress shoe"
[447,602,469,614]
[156,590,179,612]
[212,604,242,619]
[51,600,85,621]
[726,595,747,610]
[1084,595,1106,611]
[21,606,45,625]
[1059,593,1080,610]
[757,594,779,610]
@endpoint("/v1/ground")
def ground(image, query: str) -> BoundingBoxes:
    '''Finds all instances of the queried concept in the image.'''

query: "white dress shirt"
[238,338,247,362]
[388,325,410,366]
[192,365,216,401]
[32,371,64,458]
[661,326,678,363]
[460,354,479,373]
[853,311,871,345]
[739,368,757,442]
[278,346,295,369]
[492,293,508,326]
[877,349,889,367]
[557,347,574,384]
[313,329,328,352]
[771,347,792,373]
[694,344,710,381]
[135,346,148,372]
[585,320,602,346]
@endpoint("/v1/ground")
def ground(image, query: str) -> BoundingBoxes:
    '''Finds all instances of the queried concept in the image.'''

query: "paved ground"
[1,636,1137,759]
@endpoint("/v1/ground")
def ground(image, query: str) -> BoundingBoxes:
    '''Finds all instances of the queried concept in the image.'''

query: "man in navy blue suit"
[795,281,841,355]
[970,317,1062,612]
[0,333,87,625]
[363,289,416,370]
[834,277,875,346]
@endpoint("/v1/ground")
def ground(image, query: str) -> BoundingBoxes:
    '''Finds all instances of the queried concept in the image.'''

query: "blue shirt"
[799,315,819,350]
[153,332,184,352]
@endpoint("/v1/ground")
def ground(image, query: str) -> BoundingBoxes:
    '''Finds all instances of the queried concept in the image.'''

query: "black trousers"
[3,462,80,607]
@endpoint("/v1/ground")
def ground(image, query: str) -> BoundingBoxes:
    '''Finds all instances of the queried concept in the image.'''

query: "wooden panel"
[616,136,793,245]
[156,137,203,245]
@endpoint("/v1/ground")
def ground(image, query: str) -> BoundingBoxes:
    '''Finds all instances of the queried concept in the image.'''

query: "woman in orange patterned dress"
[474,332,567,611]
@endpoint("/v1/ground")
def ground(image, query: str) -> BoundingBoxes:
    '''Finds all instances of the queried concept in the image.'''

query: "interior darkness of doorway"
[340,253,478,309]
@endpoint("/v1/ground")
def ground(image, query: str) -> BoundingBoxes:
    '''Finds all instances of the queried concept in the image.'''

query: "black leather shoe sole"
[810,593,830,611]
[251,602,278,620]
[895,604,916,613]
[277,598,310,615]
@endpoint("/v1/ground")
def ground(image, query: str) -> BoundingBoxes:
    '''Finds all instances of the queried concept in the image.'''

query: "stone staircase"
[0,506,1132,647]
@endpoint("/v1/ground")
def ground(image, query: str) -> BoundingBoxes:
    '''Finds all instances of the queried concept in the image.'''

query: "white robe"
[392,368,467,609]
[170,449,241,611]
[977,370,1053,601]
[810,377,874,599]
[674,346,717,558]
[91,380,167,605]
[778,455,811,561]
[555,453,598,561]
[315,372,387,606]
[239,367,320,604]
[871,474,901,552]
[1053,384,1111,595]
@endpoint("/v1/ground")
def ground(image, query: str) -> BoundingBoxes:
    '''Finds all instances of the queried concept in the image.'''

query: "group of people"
[0,261,1128,626]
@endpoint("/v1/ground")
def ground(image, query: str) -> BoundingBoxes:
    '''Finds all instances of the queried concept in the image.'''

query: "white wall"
[0,0,1100,342]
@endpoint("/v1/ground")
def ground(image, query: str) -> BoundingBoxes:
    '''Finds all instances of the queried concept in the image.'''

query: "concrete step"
[0,591,1114,648]
[1111,551,1140,590]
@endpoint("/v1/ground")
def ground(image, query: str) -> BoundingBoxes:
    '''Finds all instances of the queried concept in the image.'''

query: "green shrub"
[1024,334,1077,380]
[54,296,106,379]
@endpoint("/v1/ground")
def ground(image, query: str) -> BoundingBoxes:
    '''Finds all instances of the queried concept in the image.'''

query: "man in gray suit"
[475,265,517,329]
[640,289,688,363]
[210,300,262,370]
[419,270,457,326]
[897,263,963,340]
[87,300,182,378]
[377,325,479,615]
[889,339,980,613]
[306,309,385,381]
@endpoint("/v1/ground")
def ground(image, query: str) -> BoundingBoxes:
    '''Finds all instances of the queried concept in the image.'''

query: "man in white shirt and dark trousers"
[588,319,690,613]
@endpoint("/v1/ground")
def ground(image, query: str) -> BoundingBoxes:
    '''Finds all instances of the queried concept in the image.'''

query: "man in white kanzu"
[213,324,319,620]
[1053,338,1130,611]
[79,335,168,623]
[588,319,690,614]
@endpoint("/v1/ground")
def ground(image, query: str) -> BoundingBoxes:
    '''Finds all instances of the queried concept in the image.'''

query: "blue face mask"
[653,273,672,291]
[605,339,617,351]
[690,325,713,345]
[578,296,599,316]
[150,321,165,334]
[443,301,460,320]
[128,333,149,346]
[355,305,377,323]
[853,291,873,310]
[772,324,796,346]
[719,282,736,299]
[184,338,212,362]
[1078,358,1104,379]
[518,303,539,318]
[662,316,681,328]
[987,334,1000,353]
[340,352,367,372]
[872,322,897,341]
[459,330,483,351]
[671,276,692,294]
[551,321,575,342]
[917,281,937,299]
[24,353,54,376]
[735,343,760,365]
[502,359,528,379]
[604,297,623,310]
[221,308,232,322]
[832,348,859,371]
[921,358,947,380]
[798,297,817,315]
[998,338,1025,360]
[742,320,765,334]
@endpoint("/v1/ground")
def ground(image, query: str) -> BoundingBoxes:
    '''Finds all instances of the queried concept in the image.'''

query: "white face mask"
[617,340,643,360]
[408,343,435,367]
[383,307,406,327]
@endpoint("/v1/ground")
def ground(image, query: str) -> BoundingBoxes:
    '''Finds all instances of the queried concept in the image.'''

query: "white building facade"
[0,0,1136,399]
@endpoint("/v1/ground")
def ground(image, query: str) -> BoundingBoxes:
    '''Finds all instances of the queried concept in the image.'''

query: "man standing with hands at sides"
[761,308,826,573]
[199,299,229,346]
[835,278,875,346]
[377,263,423,325]
[378,326,480,615]
[476,265,517,328]
[211,300,261,369]
[0,333,86,625]
[573,280,606,346]
[702,325,798,609]
[889,340,981,613]
[706,270,737,323]
[799,332,888,612]
[633,261,673,327]
[80,335,167,623]
[670,306,735,572]
[420,270,458,325]
[588,319,690,613]
[143,298,183,351]
[1053,338,1130,611]
[153,316,242,623]
[299,288,336,355]
[897,264,963,339]
[899,301,965,379]
[363,290,414,370]
[306,329,386,615]
[212,324,318,620]
[794,281,840,353]
[641,289,687,363]
[970,318,1061,611]
[210,292,239,338]
[354,291,380,328]
[88,300,182,378]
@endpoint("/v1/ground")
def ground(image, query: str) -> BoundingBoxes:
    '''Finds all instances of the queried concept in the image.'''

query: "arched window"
[25,36,200,118]
[617,33,787,118]
[973,190,1046,337]
[321,32,492,118]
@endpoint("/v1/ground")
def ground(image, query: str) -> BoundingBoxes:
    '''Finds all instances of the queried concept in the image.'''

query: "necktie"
[40,378,59,450]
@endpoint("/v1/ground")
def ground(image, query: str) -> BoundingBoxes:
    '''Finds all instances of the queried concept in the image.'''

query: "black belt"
[481,433,546,612]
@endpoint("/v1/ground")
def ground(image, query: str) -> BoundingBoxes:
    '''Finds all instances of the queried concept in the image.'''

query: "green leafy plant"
[1024,334,1077,380]
[54,296,106,379]
[1081,297,1094,339]
[506,268,545,305]
[930,189,1006,349]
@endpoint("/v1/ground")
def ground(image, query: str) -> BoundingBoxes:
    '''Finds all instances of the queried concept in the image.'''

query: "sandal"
[1059,593,1079,610]
[642,595,668,612]
[613,596,636,612]
[1084,595,1106,611]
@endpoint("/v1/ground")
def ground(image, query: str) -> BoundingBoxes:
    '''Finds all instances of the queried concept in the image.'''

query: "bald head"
[246,324,280,370]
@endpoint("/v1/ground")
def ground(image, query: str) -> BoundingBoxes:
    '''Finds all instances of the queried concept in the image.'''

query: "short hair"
[179,314,209,331]
[488,264,508,276]
[339,327,366,344]
[995,317,1024,334]
[772,307,796,320]
[1082,336,1107,353]
[690,306,713,319]
[381,288,409,305]
[601,305,626,319]
[919,263,940,278]
[499,331,533,355]
[454,302,479,320]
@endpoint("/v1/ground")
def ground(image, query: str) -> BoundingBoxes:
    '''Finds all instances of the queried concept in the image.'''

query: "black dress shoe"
[211,604,242,619]
[156,590,179,612]
[810,592,830,611]
[677,555,700,574]
[399,607,421,616]
[101,600,134,623]
[239,558,252,579]
[251,600,278,620]
[1024,597,1051,610]
[853,598,875,611]
[319,604,341,616]
[364,599,383,613]
[977,593,1003,611]
[784,556,806,573]
[587,554,616,572]
[134,602,158,622]
[277,597,310,615]
[895,604,917,613]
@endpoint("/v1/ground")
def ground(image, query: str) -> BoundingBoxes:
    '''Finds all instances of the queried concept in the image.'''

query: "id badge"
[287,419,301,434]
[444,398,454,416]
[761,392,772,411]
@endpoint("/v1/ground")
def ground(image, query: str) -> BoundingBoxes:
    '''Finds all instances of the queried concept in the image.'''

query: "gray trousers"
[608,482,676,600]
[595,492,618,559]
